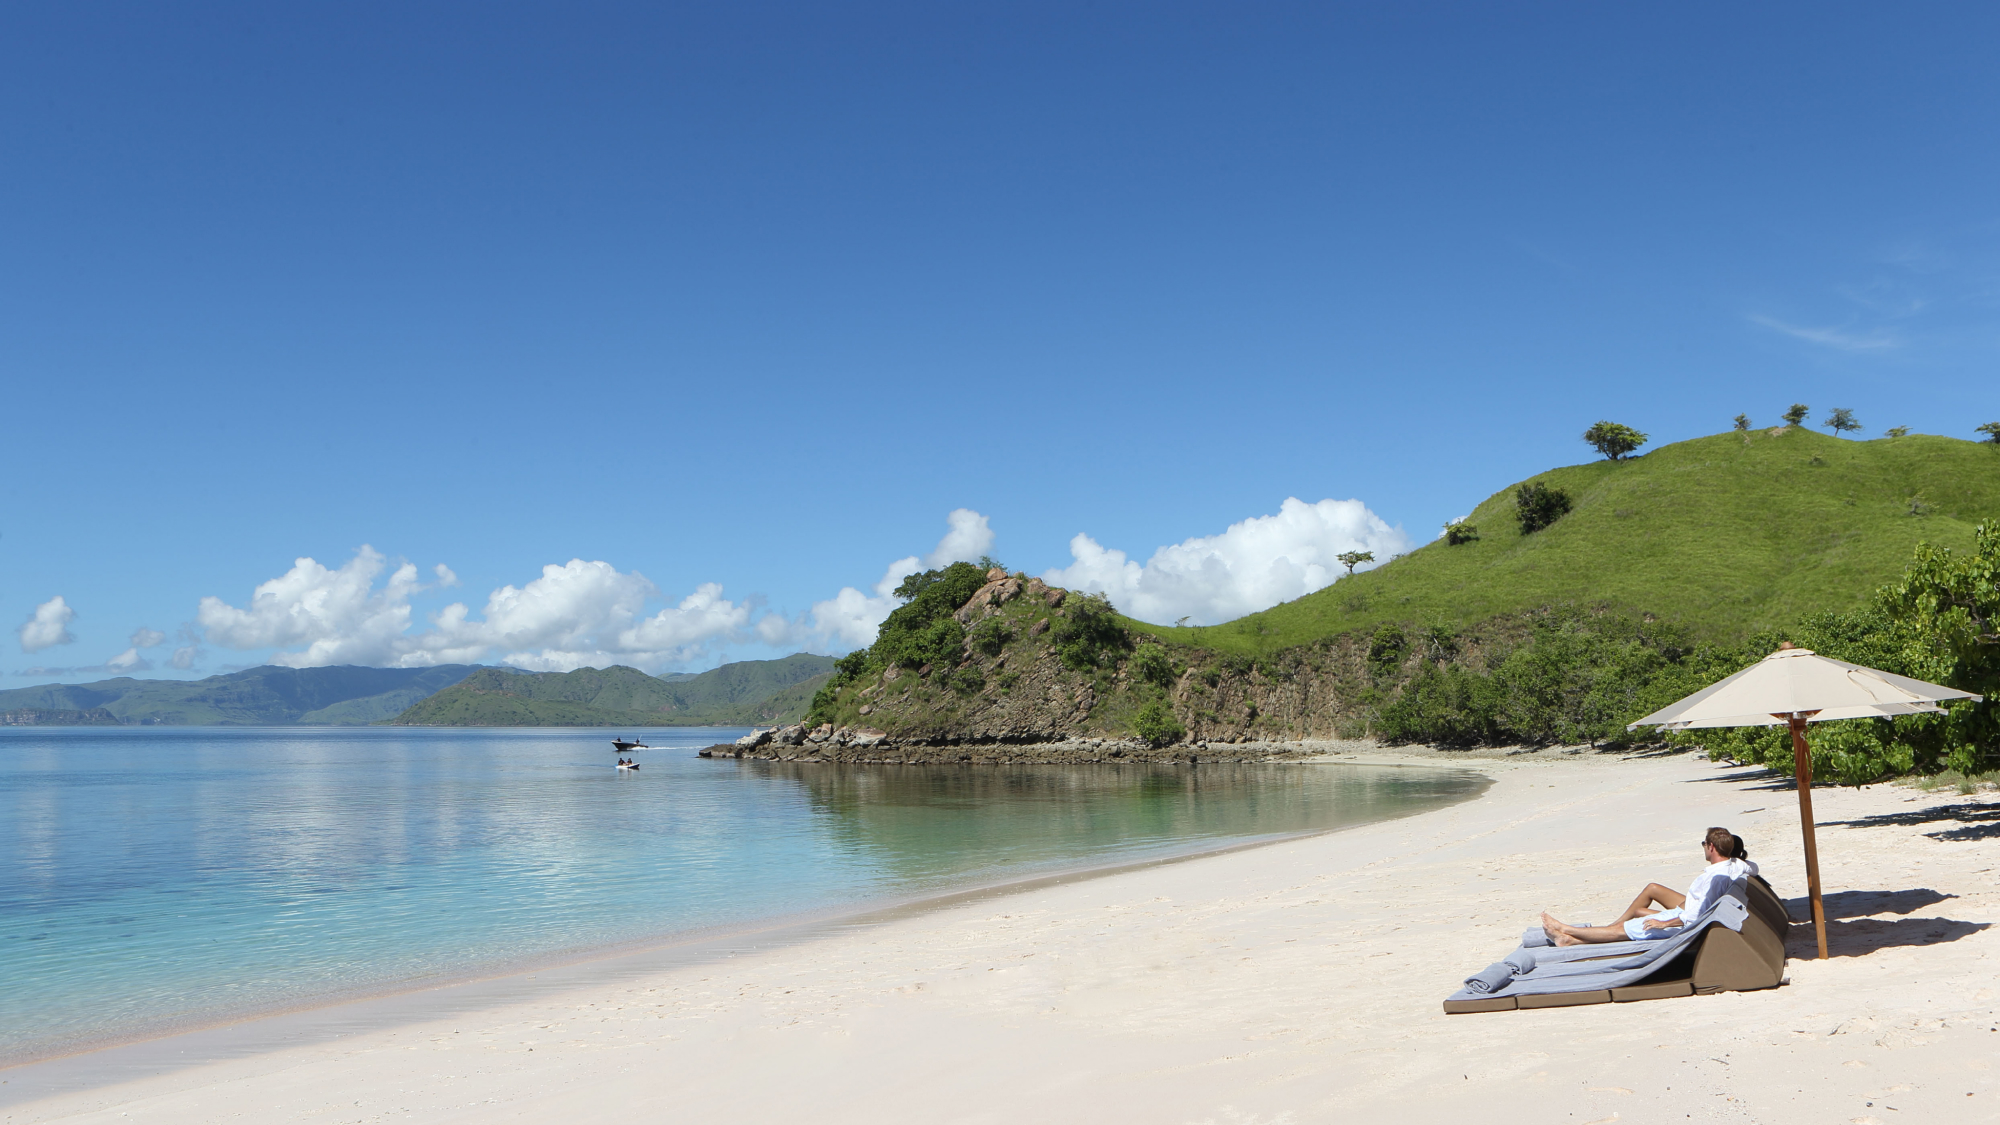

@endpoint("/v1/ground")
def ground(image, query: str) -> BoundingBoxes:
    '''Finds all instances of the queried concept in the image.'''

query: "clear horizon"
[6,3,1998,682]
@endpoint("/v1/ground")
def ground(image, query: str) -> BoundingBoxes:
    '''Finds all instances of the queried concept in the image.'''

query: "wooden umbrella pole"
[1790,713,1829,959]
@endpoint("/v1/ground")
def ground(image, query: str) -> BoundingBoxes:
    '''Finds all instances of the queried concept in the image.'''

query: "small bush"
[1051,593,1131,670]
[1444,521,1479,545]
[1130,644,1176,688]
[1515,481,1573,534]
[968,617,1011,657]
[1132,700,1186,745]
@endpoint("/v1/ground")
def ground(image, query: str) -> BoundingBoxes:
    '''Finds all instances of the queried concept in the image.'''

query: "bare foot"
[1539,911,1570,940]
[1554,932,1582,947]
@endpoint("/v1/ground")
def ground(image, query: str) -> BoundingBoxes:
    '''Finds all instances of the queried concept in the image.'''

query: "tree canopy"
[1336,550,1375,575]
[1582,420,1648,461]
[1824,407,1862,436]
[1781,403,1810,427]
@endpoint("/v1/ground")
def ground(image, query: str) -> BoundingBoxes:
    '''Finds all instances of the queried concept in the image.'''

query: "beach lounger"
[1441,875,1789,1014]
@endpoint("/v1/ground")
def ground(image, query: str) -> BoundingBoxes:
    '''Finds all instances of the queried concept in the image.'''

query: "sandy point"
[6,747,1997,1124]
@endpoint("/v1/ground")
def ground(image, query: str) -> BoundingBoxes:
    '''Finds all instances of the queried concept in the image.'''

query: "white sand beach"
[8,749,1997,1125]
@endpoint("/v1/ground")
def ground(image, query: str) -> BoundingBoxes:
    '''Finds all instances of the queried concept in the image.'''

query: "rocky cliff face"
[702,569,1415,762]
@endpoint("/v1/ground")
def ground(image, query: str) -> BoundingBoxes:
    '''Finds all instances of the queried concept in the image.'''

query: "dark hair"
[1731,834,1748,860]
[1704,826,1736,856]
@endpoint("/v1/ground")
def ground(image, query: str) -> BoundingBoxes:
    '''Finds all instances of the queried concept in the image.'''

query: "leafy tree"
[1884,426,1910,438]
[1733,414,1751,431]
[1050,593,1131,670]
[1131,699,1185,745]
[1582,421,1648,461]
[1514,481,1573,534]
[1336,550,1375,576]
[1979,422,2000,444]
[1443,521,1479,545]
[1781,403,1810,427]
[1130,643,1176,688]
[1823,407,1862,437]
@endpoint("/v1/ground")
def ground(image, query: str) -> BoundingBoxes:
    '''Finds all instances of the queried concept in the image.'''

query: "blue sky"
[5,2,1998,680]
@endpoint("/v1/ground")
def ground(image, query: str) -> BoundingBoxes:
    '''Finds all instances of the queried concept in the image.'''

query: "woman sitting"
[1540,827,1755,946]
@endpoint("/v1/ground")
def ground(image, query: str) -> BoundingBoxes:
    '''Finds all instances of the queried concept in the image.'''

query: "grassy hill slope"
[1150,429,2000,655]
[391,654,834,726]
[0,665,479,725]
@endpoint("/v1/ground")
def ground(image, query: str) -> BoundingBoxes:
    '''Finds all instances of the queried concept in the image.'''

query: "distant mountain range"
[0,665,480,725]
[0,654,833,727]
[389,654,834,726]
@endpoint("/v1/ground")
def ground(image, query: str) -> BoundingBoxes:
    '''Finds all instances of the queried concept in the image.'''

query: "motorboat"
[616,760,641,771]
[611,737,651,752]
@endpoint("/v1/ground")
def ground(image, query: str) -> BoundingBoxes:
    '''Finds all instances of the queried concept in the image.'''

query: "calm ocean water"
[0,726,1486,1063]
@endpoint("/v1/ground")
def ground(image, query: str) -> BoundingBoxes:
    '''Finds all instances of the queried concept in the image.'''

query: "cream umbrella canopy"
[1627,644,1980,959]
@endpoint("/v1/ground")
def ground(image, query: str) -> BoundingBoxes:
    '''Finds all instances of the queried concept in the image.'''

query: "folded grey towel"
[1521,927,1551,948]
[1464,962,1516,994]
[1502,950,1536,976]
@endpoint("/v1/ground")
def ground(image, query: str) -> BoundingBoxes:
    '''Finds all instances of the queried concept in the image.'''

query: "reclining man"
[1540,827,1755,947]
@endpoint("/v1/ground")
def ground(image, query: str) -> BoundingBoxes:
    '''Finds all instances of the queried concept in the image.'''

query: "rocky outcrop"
[700,732,1320,764]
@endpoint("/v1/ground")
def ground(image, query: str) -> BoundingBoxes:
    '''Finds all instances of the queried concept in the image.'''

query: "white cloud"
[791,509,995,651]
[196,546,759,673]
[130,627,167,649]
[170,646,199,670]
[19,596,77,653]
[1043,498,1412,626]
[1747,314,1898,352]
[105,647,151,672]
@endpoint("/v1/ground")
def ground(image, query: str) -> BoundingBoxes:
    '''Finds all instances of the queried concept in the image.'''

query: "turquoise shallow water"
[0,726,1486,1062]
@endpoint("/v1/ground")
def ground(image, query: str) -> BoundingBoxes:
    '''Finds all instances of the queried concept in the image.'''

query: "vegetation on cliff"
[819,429,1997,781]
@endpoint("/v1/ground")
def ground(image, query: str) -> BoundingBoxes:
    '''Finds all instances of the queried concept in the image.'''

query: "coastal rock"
[807,723,833,744]
[849,728,888,747]
[735,728,774,748]
[775,724,807,745]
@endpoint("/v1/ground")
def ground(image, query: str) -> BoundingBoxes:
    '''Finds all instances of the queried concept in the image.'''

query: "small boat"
[616,760,640,771]
[611,737,651,752]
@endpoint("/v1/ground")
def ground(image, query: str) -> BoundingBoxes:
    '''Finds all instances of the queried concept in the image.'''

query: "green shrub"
[1367,624,1407,680]
[1130,644,1176,688]
[1132,700,1185,745]
[1051,593,1131,670]
[1444,521,1479,545]
[1515,481,1573,534]
[968,617,1012,657]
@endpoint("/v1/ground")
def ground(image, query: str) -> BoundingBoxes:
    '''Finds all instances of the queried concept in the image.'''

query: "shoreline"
[11,748,1996,1123]
[2,755,1488,1092]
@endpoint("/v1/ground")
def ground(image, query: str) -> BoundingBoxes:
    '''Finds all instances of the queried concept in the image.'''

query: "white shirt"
[1682,857,1757,922]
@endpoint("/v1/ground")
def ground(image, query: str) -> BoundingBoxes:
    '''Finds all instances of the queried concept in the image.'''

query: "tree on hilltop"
[1336,550,1375,576]
[1824,408,1862,437]
[1733,414,1751,431]
[1781,403,1810,427]
[1884,426,1910,438]
[1583,421,1648,461]
[1978,422,2000,444]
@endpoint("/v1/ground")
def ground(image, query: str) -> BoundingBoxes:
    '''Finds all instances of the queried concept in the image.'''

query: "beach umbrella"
[1627,644,1980,960]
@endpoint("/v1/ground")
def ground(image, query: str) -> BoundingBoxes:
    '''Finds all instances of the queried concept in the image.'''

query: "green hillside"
[1150,429,2000,655]
[0,665,479,725]
[391,654,834,726]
